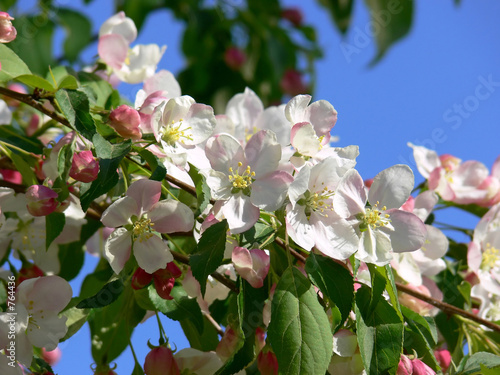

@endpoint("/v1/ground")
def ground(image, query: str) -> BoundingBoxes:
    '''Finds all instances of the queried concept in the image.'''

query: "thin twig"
[0,86,72,129]
[204,313,224,336]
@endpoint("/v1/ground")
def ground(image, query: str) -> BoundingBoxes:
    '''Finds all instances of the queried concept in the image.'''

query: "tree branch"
[0,86,72,129]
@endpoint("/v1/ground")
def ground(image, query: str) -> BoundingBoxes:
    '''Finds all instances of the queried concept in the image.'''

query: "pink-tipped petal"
[98,34,129,70]
[104,227,132,274]
[127,179,162,214]
[384,209,427,253]
[101,196,138,228]
[149,200,194,233]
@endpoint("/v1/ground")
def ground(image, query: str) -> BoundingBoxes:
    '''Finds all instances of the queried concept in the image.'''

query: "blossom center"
[359,201,390,232]
[161,119,193,146]
[481,243,500,271]
[301,186,335,217]
[228,162,255,190]
[133,217,155,242]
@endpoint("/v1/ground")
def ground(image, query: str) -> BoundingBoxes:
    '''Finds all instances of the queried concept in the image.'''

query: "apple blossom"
[101,179,194,274]
[131,267,153,290]
[153,262,182,300]
[0,99,12,125]
[216,326,241,361]
[392,191,448,286]
[285,94,337,157]
[109,104,142,140]
[41,347,62,366]
[70,150,99,182]
[434,349,451,372]
[0,276,72,367]
[204,130,293,233]
[231,247,270,288]
[25,185,59,217]
[333,165,427,265]
[0,12,16,43]
[257,349,279,375]
[328,330,365,375]
[286,156,358,259]
[174,348,225,374]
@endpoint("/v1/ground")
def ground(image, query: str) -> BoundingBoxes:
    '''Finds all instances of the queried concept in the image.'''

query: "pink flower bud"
[0,12,17,43]
[411,358,436,375]
[0,169,22,184]
[109,105,142,140]
[281,7,303,27]
[131,267,153,290]
[280,69,308,96]
[232,247,270,288]
[42,347,62,366]
[401,196,415,212]
[144,346,180,375]
[224,47,246,70]
[70,150,99,182]
[397,355,413,375]
[153,263,182,300]
[26,185,59,216]
[257,349,279,375]
[434,349,451,372]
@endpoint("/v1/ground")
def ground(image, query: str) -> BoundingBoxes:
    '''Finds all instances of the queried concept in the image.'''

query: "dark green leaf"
[57,242,85,281]
[0,125,43,154]
[305,252,353,328]
[180,318,220,352]
[55,89,96,140]
[7,16,55,76]
[319,0,354,34]
[456,352,500,375]
[240,223,276,249]
[364,0,413,64]
[268,267,333,375]
[77,279,124,309]
[80,134,132,211]
[89,287,146,364]
[190,219,228,296]
[1,145,38,185]
[137,148,167,182]
[188,162,211,216]
[0,44,31,83]
[45,211,65,250]
[355,284,404,375]
[56,8,92,63]
[149,285,204,334]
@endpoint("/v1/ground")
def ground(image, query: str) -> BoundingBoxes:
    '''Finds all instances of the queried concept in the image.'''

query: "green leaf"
[7,16,55,76]
[268,267,333,375]
[364,0,413,64]
[56,8,92,63]
[3,147,38,186]
[57,75,79,90]
[355,284,404,375]
[0,125,43,154]
[76,279,124,309]
[55,89,96,140]
[240,222,276,249]
[60,307,90,342]
[88,286,146,364]
[305,252,353,328]
[149,285,204,334]
[456,352,500,375]
[77,72,114,107]
[80,134,132,211]
[319,0,354,34]
[216,279,268,375]
[190,219,228,296]
[45,212,65,250]
[137,148,167,182]
[132,362,145,375]
[369,264,403,321]
[188,162,211,216]
[0,44,31,83]
[15,74,55,92]
[180,318,220,352]
[52,141,75,202]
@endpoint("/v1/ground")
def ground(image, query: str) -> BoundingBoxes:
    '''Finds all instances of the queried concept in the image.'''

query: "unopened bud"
[109,105,142,140]
[26,185,59,217]
[144,346,180,375]
[131,267,153,290]
[224,47,246,70]
[70,150,99,182]
[0,12,17,43]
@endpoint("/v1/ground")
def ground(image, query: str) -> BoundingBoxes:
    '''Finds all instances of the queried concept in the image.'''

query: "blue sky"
[8,0,500,373]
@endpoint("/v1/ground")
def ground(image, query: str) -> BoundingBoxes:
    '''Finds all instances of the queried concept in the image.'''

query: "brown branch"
[395,281,500,332]
[0,86,72,129]
[204,313,224,336]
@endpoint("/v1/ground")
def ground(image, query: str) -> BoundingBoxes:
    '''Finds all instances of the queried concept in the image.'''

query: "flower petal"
[333,169,366,218]
[305,99,337,136]
[408,142,441,179]
[101,196,138,228]
[98,34,128,70]
[134,235,173,273]
[104,227,132,274]
[286,204,315,251]
[357,228,393,266]
[149,200,194,233]
[290,122,320,157]
[369,164,414,209]
[127,179,162,214]
[245,130,282,176]
[222,194,260,234]
[384,209,427,253]
[251,170,293,211]
[205,134,245,172]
